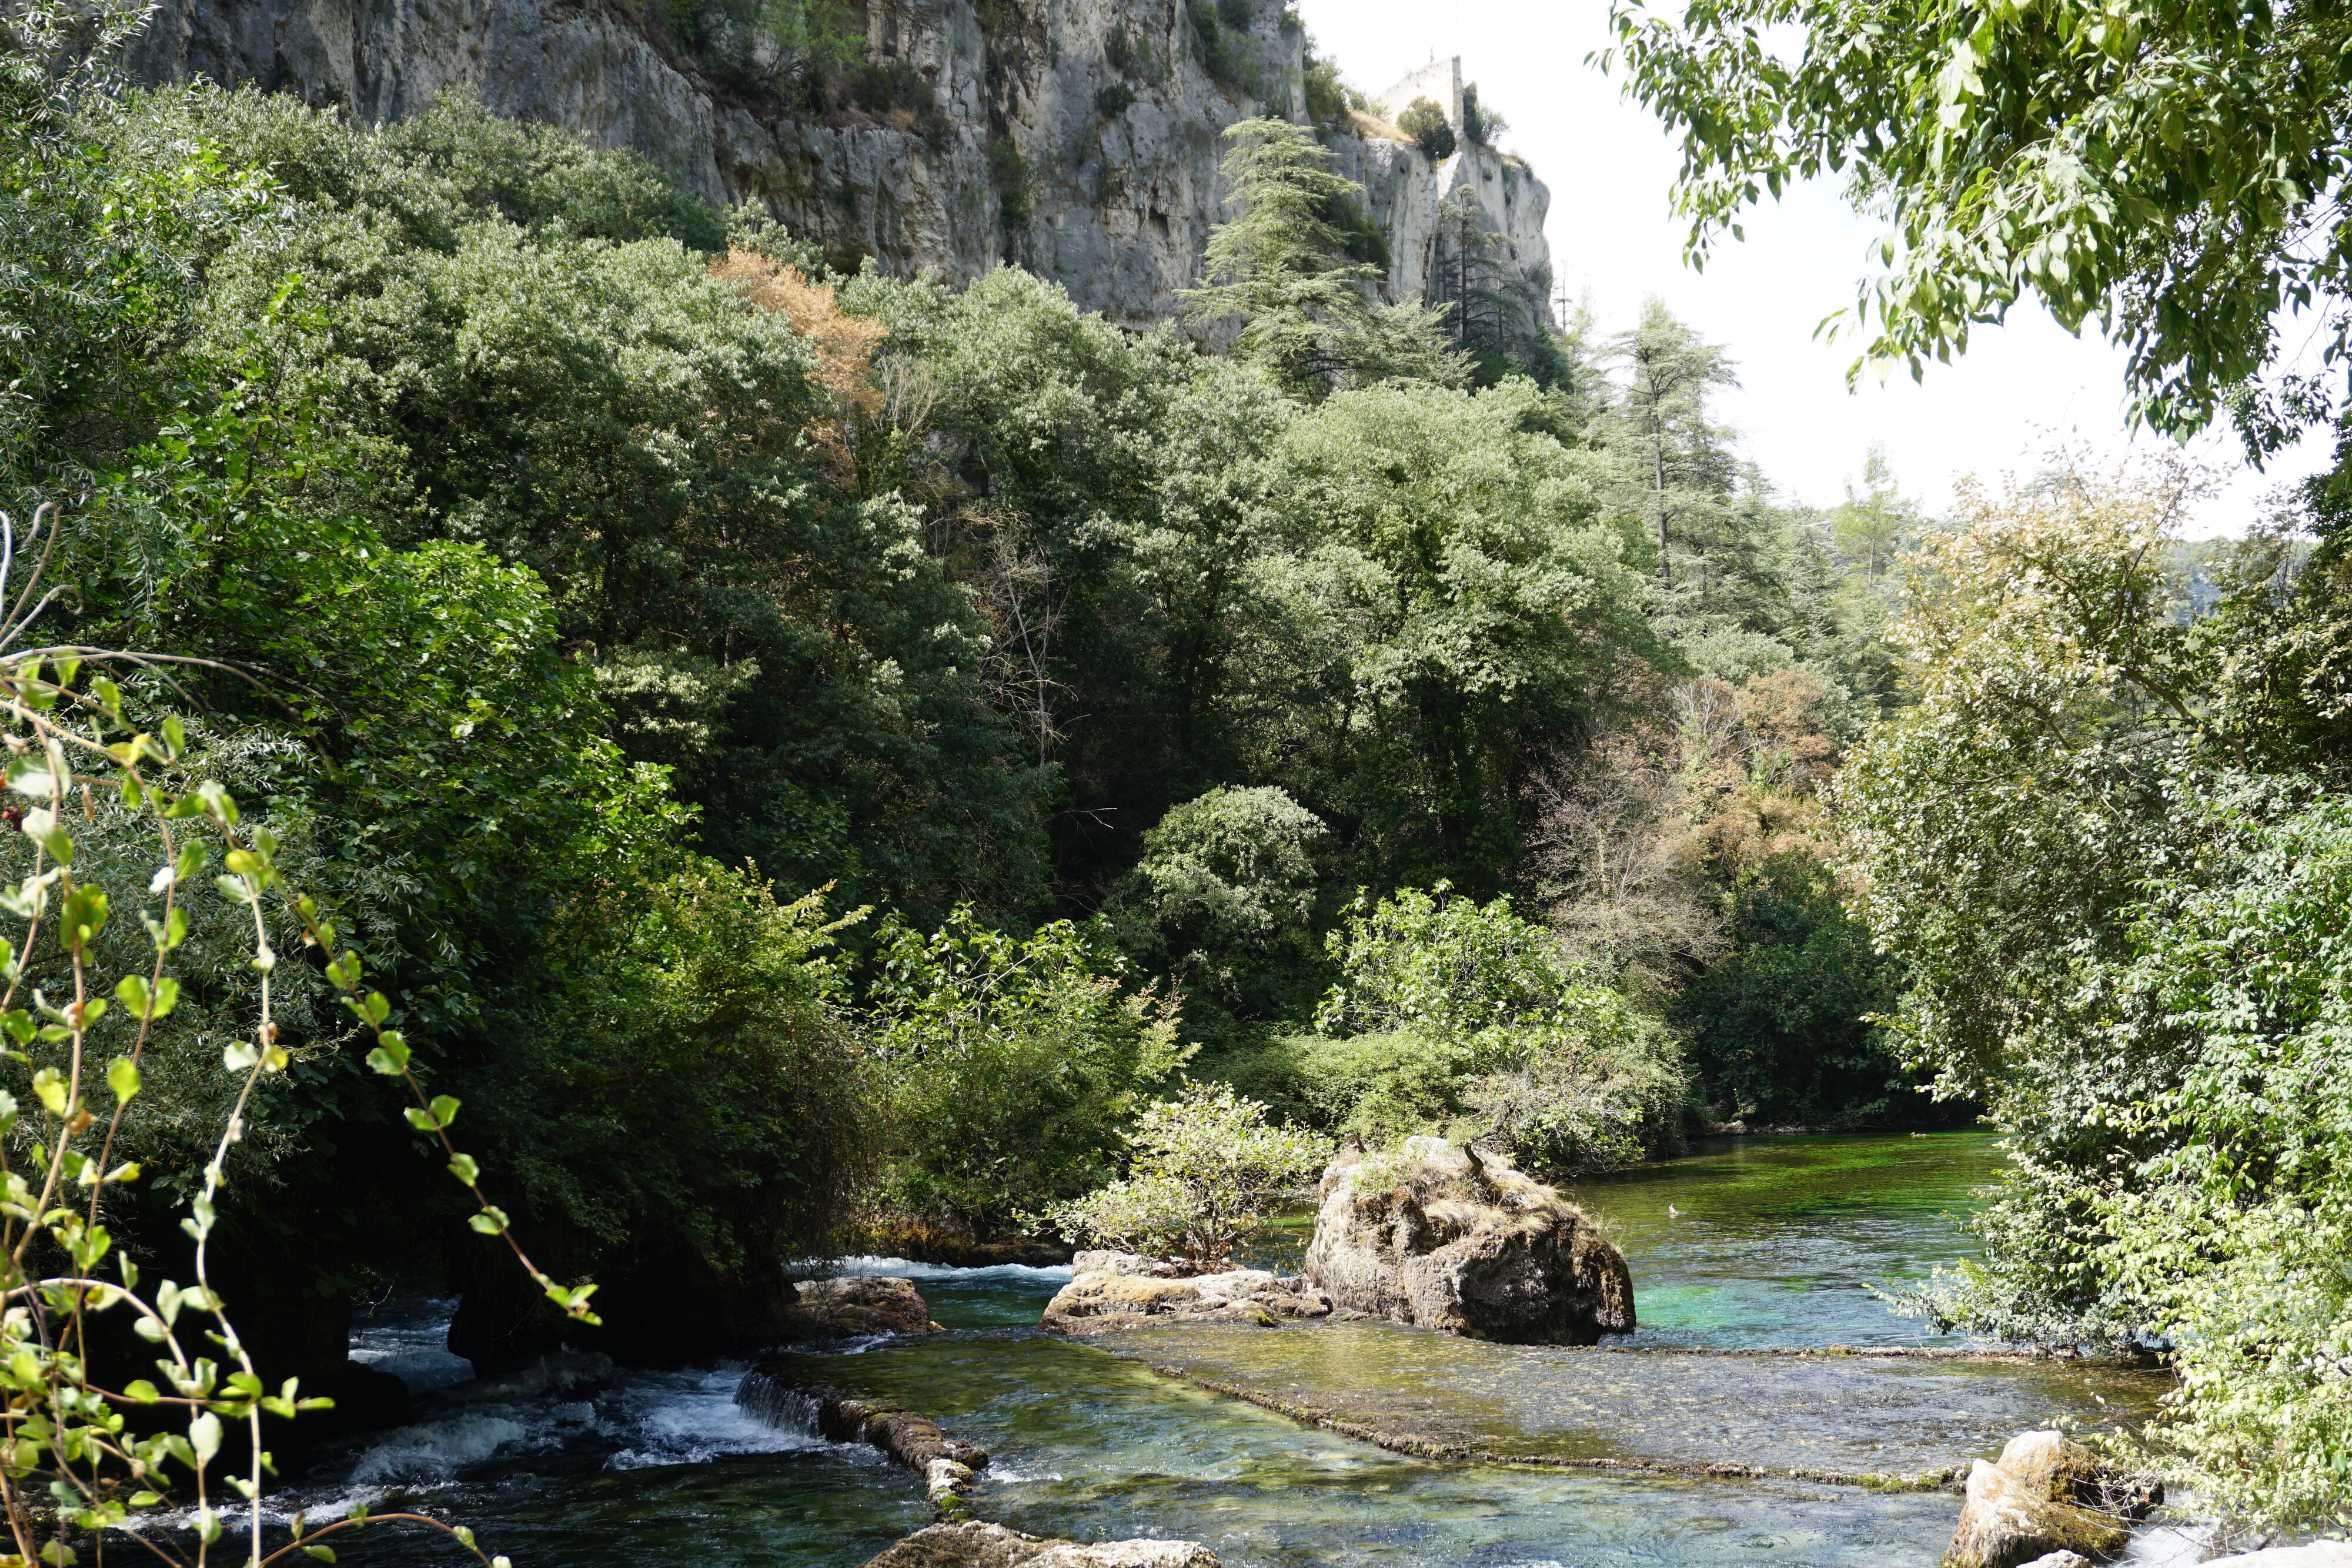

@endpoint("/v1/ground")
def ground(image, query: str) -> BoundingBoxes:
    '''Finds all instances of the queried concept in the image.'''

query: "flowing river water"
[266,1134,2207,1566]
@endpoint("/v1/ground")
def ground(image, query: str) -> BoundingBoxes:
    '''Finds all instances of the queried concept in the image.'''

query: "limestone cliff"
[123,0,1552,331]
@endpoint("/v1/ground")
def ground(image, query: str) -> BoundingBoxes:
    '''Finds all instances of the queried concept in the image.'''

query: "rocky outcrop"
[781,1276,945,1339]
[122,0,1549,332]
[861,1522,1218,1568]
[1302,1137,1633,1345]
[1940,1431,2160,1568]
[1040,1251,1329,1335]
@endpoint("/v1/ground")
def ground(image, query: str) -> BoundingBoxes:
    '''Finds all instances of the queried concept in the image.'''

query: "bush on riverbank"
[1190,886,1687,1176]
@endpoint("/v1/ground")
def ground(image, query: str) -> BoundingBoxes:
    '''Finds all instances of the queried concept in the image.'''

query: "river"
[259,1134,2203,1566]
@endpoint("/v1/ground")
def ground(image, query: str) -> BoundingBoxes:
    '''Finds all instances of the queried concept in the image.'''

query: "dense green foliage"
[1044,1082,1330,1265]
[1836,460,2352,1525]
[867,909,1186,1236]
[1602,0,2352,453]
[2,29,1929,1440]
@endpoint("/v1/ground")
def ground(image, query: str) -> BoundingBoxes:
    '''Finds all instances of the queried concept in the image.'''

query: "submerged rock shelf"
[1088,1318,2167,1489]
[1148,1363,1965,1490]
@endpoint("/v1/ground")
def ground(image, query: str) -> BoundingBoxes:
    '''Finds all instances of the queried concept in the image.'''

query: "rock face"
[861,1522,1218,1568]
[781,1275,944,1339]
[1940,1431,2161,1568]
[121,0,1549,331]
[1302,1137,1633,1345]
[1040,1251,1329,1335]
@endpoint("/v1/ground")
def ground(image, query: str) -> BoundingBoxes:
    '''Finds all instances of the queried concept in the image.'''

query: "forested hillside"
[0,9,1939,1367]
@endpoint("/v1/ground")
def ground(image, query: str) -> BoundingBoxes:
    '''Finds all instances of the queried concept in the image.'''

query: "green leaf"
[188,1411,221,1466]
[31,1068,68,1118]
[446,1153,480,1184]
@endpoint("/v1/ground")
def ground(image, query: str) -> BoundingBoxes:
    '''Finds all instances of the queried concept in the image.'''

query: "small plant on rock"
[1044,1084,1330,1269]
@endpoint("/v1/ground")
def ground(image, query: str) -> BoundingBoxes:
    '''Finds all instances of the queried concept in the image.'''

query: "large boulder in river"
[779,1276,943,1340]
[1040,1252,1330,1335]
[1302,1137,1633,1344]
[1940,1430,2160,1568]
[860,1522,1218,1568]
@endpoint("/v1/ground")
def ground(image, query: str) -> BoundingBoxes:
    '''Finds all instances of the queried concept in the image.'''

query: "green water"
[1567,1131,2004,1347]
[273,1133,2190,1568]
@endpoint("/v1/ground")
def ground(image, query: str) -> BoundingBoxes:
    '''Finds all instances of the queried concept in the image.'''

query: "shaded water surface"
[256,1134,2192,1568]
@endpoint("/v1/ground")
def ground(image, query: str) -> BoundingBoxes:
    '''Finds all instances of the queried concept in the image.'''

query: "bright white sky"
[1292,0,2335,536]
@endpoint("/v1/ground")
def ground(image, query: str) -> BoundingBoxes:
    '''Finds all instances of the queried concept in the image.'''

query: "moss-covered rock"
[1303,1137,1633,1343]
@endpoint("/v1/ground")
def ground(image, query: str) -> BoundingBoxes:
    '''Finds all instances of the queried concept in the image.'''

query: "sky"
[1291,0,2334,536]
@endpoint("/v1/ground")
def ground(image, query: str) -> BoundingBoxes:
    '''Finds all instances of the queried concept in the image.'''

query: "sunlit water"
[228,1135,2203,1567]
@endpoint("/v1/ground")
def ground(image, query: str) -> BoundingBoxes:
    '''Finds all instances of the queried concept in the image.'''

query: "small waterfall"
[734,1370,824,1437]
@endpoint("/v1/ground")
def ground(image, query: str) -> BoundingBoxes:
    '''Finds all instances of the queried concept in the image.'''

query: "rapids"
[250,1134,2205,1566]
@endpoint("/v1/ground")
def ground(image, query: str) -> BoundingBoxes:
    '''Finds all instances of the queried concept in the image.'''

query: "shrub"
[1460,84,1507,146]
[1217,0,1252,29]
[988,136,1033,229]
[1302,56,1348,126]
[1186,0,1252,90]
[869,907,1189,1236]
[1397,96,1455,159]
[1096,81,1137,118]
[1310,885,1688,1172]
[1045,1083,1331,1266]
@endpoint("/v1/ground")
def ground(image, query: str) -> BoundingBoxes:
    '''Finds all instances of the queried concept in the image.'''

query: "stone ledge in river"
[779,1276,943,1340]
[2201,1550,2352,1567]
[1940,1430,2160,1568]
[736,1373,988,1512]
[1303,1137,1634,1345]
[860,1522,1219,1568]
[1041,1252,1331,1336]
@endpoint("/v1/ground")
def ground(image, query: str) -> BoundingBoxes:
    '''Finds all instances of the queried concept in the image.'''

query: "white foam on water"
[604,1366,835,1470]
[349,1296,476,1393]
[349,1413,539,1485]
[984,1465,1062,1484]
[794,1254,1073,1285]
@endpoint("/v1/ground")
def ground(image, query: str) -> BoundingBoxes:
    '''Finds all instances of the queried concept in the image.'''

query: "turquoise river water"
[258,1134,2206,1567]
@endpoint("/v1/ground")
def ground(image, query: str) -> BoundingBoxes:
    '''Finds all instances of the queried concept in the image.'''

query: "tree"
[1251,377,1657,894]
[866,908,1189,1236]
[1044,1084,1331,1267]
[1117,785,1328,1020]
[1601,297,1739,587]
[1601,0,2352,452]
[1396,96,1456,161]
[1431,188,1569,388]
[1829,443,1920,580]
[1187,118,1462,400]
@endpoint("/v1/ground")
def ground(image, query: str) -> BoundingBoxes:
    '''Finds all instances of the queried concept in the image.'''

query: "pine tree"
[1187,118,1464,399]
[1603,297,1739,587]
